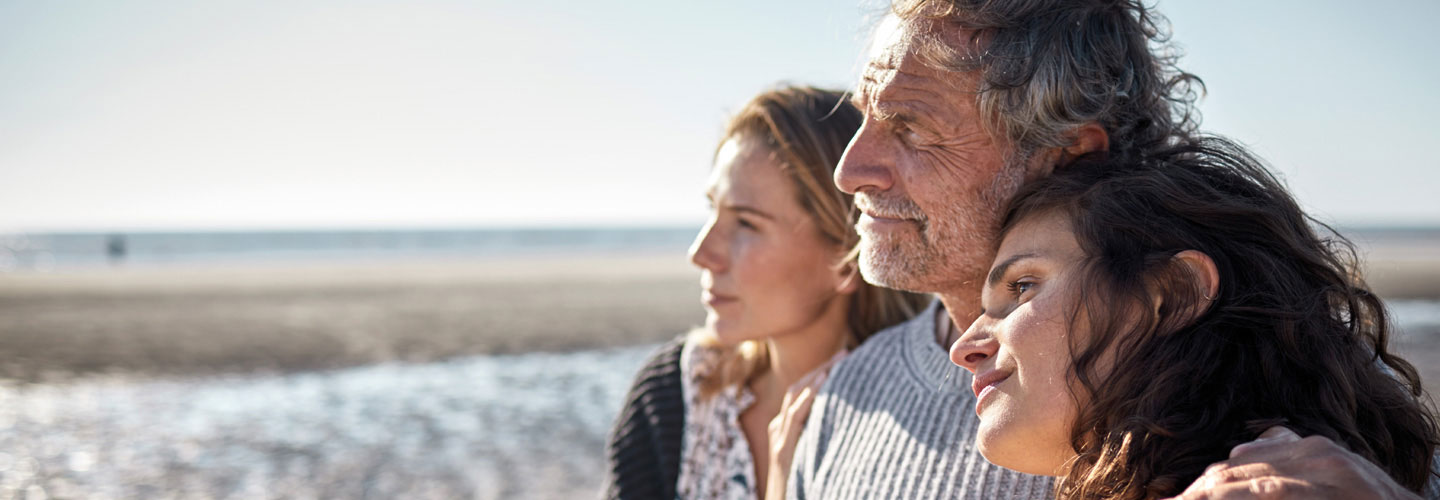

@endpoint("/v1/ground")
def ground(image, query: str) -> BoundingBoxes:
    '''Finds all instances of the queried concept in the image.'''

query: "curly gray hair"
[889,0,1204,159]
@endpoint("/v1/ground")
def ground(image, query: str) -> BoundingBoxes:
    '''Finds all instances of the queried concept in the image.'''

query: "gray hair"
[891,0,1204,159]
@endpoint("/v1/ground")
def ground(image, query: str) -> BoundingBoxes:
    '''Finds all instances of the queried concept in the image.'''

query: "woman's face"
[948,211,1090,476]
[688,136,850,345]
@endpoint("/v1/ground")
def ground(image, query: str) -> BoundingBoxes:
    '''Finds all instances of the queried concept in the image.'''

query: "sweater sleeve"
[601,336,687,500]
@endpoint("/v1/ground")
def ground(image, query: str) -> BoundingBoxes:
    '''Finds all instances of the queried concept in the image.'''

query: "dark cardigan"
[601,336,687,499]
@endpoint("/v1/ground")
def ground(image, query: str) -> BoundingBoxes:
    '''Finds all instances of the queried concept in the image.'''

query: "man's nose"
[950,317,1000,373]
[834,118,896,195]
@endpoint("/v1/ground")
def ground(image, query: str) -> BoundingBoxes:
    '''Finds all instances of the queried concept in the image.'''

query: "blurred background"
[1,0,1438,498]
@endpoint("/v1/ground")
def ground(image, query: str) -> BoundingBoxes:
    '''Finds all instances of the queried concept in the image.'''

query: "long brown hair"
[999,136,1439,498]
[695,86,930,397]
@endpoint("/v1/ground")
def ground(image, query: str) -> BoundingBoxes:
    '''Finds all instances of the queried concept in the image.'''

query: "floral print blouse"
[675,341,759,500]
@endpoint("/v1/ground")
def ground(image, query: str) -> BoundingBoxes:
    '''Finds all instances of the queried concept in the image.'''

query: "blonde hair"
[694,85,931,398]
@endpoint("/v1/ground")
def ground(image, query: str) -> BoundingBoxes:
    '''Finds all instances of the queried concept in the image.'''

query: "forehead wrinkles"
[858,27,979,120]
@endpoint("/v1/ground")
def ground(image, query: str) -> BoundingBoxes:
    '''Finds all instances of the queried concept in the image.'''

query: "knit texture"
[603,336,687,500]
[788,300,1055,499]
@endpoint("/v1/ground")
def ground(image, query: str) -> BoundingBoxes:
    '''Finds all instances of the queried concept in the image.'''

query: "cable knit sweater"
[788,300,1054,499]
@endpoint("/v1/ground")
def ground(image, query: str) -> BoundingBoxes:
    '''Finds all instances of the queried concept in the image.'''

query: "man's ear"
[1027,122,1111,179]
[1057,122,1109,166]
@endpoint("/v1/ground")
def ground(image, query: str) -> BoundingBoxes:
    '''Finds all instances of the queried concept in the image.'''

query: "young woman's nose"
[949,317,1000,373]
[687,218,726,272]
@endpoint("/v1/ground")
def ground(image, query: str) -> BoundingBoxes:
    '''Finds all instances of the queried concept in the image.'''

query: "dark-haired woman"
[949,137,1440,499]
[602,86,928,500]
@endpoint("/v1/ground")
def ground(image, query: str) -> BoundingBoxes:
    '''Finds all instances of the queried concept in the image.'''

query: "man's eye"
[897,126,928,146]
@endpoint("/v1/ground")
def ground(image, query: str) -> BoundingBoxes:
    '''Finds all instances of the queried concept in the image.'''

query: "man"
[789,1,1432,499]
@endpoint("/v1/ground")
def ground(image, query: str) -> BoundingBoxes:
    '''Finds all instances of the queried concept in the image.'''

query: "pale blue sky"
[1,0,1436,232]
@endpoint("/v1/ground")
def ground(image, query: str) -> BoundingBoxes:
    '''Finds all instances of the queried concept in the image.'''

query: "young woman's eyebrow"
[985,253,1038,288]
[720,202,775,220]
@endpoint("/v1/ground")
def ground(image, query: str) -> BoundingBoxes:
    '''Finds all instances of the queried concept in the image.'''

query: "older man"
[788,1,1430,499]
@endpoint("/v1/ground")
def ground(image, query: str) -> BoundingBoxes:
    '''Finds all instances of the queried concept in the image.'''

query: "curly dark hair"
[890,0,1203,160]
[998,136,1439,499]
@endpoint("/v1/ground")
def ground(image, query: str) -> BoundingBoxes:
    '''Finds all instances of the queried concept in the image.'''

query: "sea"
[0,227,701,272]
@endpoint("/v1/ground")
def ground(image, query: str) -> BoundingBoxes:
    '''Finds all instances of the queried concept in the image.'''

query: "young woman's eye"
[737,217,758,230]
[1006,279,1037,296]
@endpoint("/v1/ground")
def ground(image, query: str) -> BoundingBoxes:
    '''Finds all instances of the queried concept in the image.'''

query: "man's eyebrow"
[849,90,868,113]
[986,253,1038,288]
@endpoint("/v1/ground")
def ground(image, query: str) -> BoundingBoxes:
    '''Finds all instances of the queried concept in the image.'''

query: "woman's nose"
[687,218,725,272]
[949,317,999,373]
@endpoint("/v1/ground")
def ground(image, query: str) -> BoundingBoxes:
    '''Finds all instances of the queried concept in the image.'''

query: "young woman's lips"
[971,371,1010,416]
[702,290,738,308]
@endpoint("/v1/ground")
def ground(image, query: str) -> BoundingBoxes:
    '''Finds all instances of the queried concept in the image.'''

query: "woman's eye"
[737,217,757,230]
[1006,279,1037,296]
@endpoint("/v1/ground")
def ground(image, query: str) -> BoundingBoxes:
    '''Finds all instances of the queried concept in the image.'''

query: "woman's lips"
[971,371,1010,416]
[702,290,738,307]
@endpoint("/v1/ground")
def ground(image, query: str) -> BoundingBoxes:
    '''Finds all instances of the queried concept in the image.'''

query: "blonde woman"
[603,86,929,500]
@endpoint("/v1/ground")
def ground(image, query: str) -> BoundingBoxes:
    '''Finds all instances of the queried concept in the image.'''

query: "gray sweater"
[788,300,1054,499]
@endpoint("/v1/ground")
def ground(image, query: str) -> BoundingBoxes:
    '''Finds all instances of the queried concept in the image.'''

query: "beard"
[854,153,1030,294]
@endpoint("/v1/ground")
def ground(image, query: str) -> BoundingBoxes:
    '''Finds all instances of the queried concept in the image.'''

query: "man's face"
[836,18,1034,295]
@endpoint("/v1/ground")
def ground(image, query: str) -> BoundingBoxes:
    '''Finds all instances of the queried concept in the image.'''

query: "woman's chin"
[977,429,1068,477]
[705,317,748,345]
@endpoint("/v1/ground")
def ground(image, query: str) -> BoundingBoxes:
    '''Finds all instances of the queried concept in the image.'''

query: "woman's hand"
[763,351,847,500]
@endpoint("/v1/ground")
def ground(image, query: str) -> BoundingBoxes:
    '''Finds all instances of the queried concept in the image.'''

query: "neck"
[753,297,851,400]
[936,289,981,349]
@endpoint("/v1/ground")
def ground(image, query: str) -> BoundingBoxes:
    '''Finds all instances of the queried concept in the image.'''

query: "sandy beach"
[0,252,703,382]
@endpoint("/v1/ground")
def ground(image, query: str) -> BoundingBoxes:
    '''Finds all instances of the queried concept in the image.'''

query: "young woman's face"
[688,136,850,345]
[948,211,1090,476]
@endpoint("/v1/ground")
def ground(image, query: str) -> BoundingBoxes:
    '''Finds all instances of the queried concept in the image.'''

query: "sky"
[1,0,1437,233]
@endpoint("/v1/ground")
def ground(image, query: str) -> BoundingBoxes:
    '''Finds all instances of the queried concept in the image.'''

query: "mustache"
[855,191,926,221]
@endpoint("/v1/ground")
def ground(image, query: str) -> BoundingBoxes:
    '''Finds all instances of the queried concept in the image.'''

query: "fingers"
[1165,475,1315,500]
[1228,426,1301,459]
[787,385,816,430]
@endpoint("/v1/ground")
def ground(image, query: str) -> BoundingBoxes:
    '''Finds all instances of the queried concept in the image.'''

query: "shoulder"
[832,298,939,372]
[603,334,691,499]
[614,333,689,418]
[632,334,687,388]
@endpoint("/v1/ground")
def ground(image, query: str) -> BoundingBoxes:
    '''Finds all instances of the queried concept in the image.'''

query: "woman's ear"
[835,261,862,295]
[1160,250,1221,328]
[1173,250,1220,302]
[1148,250,1220,328]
